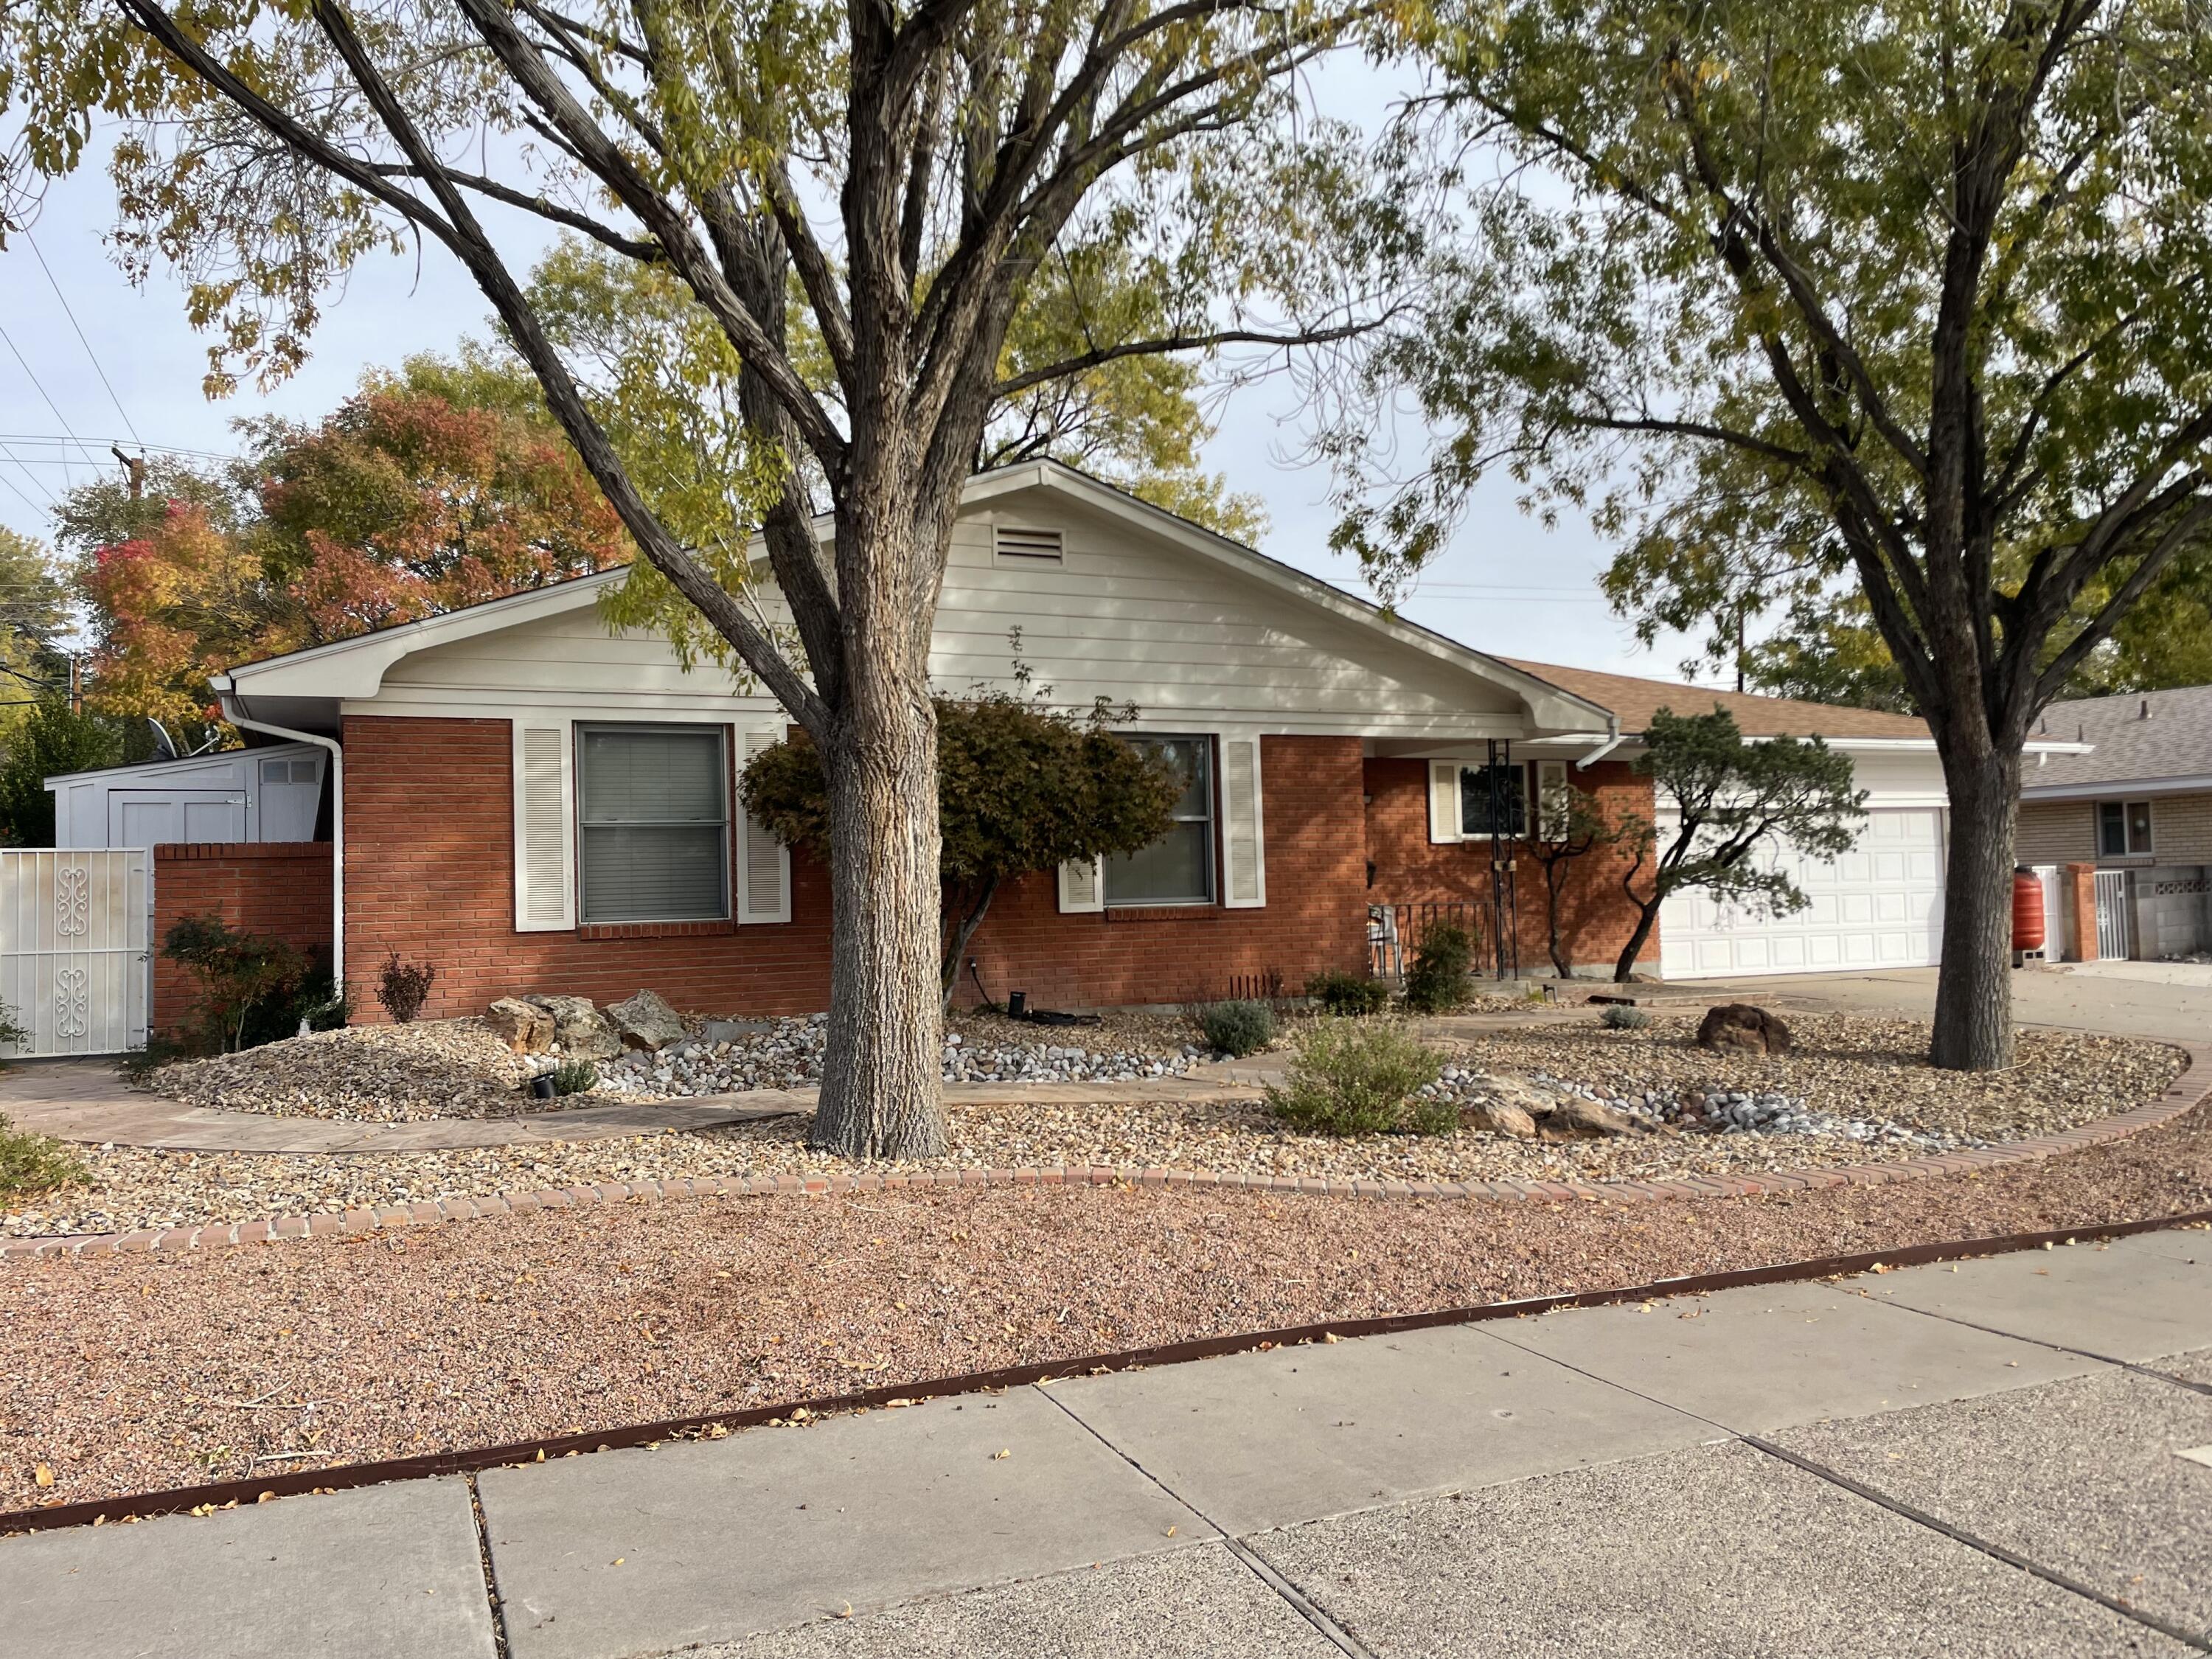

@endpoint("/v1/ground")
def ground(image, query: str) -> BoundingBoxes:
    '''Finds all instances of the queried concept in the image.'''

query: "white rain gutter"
[210,676,344,991]
[1576,716,1624,770]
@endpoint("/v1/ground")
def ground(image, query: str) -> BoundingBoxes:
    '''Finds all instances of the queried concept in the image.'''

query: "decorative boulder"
[524,994,623,1059]
[608,989,686,1051]
[1463,1099,1540,1138]
[700,1018,776,1045]
[1546,1096,1651,1137]
[1696,1003,1794,1057]
[1464,1074,1561,1122]
[486,997,554,1055]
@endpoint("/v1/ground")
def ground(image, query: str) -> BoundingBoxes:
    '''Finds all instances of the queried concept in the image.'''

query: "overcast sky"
[0,108,1708,682]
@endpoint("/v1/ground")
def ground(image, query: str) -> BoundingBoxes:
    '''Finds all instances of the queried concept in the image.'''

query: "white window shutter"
[1057,856,1104,913]
[737,726,793,925]
[1428,762,1464,844]
[1222,736,1266,908]
[512,720,575,931]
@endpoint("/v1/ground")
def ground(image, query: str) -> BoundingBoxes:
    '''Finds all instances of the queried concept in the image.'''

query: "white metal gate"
[0,850,150,1056]
[2093,869,2133,961]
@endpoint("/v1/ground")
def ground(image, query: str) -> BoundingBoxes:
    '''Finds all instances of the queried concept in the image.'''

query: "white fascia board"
[1015,465,1618,739]
[2022,774,2212,802]
[220,568,627,700]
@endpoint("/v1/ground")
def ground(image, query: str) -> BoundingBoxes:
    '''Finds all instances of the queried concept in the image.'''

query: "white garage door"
[1660,807,1946,979]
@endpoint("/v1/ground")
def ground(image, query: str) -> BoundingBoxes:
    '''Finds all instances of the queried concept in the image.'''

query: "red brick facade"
[152,841,335,1032]
[1362,757,1659,976]
[335,716,1658,1021]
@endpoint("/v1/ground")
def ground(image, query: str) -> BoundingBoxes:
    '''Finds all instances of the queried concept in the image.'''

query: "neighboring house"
[2019,684,2212,961]
[47,744,329,850]
[96,462,2026,1027]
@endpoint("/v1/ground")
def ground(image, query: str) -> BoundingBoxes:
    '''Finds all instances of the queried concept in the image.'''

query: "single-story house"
[125,462,2015,1024]
[2020,684,2212,961]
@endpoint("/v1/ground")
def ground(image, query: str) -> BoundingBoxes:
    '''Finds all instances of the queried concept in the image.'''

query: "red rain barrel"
[2011,867,2046,953]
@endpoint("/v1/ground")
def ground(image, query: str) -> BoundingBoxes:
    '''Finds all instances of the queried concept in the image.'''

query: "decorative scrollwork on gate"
[55,967,88,1039]
[55,866,91,937]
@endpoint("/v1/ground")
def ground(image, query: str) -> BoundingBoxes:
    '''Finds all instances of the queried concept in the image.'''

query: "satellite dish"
[148,720,179,762]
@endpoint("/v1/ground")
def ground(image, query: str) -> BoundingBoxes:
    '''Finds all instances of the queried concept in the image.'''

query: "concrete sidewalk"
[1686,962,2212,1046]
[10,1231,2211,1658]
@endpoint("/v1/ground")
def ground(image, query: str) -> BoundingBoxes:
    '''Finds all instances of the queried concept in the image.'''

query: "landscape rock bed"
[19,1016,2183,1239]
[6,1116,2211,1509]
[146,1009,1218,1123]
[598,1012,1208,1098]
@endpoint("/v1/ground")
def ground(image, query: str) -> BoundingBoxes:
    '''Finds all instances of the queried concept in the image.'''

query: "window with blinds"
[1105,736,1214,905]
[577,725,731,924]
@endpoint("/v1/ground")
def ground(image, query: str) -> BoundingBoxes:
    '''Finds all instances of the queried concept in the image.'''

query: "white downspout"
[1576,716,1624,770]
[211,676,344,1000]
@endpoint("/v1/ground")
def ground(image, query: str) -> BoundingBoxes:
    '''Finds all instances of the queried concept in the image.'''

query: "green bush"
[549,1059,599,1096]
[162,914,345,1053]
[1267,1020,1444,1136]
[1197,999,1276,1057]
[1401,923,1475,1014]
[1599,1004,1652,1030]
[0,1112,86,1200]
[1306,970,1388,1017]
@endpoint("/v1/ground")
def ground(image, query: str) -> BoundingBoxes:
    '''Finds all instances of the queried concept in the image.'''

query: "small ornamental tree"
[742,691,1180,1010]
[1610,710,1865,983]
[1526,776,1624,978]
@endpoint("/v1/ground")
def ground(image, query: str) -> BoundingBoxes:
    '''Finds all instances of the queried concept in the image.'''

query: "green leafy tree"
[1610,711,1866,983]
[0,701,154,845]
[12,0,1401,1154]
[742,686,1181,1009]
[1344,0,2212,1068]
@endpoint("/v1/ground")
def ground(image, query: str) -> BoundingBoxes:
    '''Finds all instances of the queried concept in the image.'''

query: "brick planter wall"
[153,842,335,1032]
[341,719,1374,1020]
[1363,757,1658,978]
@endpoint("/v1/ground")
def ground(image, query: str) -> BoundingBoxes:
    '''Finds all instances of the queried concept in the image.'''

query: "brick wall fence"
[1362,757,1659,978]
[152,841,334,1033]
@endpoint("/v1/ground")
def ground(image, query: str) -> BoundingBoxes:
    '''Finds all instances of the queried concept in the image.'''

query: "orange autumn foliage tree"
[76,376,630,736]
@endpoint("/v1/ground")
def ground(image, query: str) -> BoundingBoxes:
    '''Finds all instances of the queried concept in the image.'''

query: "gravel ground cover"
[22,1015,2179,1239]
[1429,1013,2174,1144]
[4,1099,2208,1511]
[149,1009,1225,1123]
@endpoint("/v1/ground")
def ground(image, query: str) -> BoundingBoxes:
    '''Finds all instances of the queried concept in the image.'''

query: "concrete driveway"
[1683,964,2212,1044]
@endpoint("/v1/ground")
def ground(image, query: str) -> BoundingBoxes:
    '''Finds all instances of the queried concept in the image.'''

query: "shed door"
[1659,807,1947,978]
[108,791,247,850]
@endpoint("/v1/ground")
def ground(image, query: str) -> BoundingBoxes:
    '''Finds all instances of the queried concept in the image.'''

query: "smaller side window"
[2098,799,2154,857]
[2098,801,2126,857]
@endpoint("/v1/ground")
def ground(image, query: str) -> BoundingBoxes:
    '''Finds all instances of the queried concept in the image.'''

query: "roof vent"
[2140,698,2153,720]
[994,525,1065,564]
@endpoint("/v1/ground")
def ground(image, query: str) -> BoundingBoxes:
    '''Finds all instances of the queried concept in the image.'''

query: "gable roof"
[216,460,1618,738]
[2023,684,2212,793]
[1500,660,1935,742]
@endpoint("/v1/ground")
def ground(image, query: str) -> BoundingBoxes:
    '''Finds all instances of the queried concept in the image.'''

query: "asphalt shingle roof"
[2025,684,2212,790]
[1499,659,1933,742]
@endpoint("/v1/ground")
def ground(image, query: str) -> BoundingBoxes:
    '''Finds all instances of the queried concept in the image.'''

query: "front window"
[2097,799,2152,858]
[577,724,731,923]
[1460,763,1526,838]
[1105,736,1214,905]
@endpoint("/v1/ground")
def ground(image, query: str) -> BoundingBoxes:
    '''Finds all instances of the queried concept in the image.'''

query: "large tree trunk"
[1928,735,2020,1071]
[807,630,948,1158]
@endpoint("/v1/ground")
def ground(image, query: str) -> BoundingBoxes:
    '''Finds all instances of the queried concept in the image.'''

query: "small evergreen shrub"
[1197,999,1276,1057]
[549,1059,599,1096]
[164,915,313,1054]
[377,951,438,1024]
[1599,1004,1652,1030]
[1306,970,1388,1018]
[0,1112,86,1200]
[1401,923,1475,1014]
[1267,1020,1444,1136]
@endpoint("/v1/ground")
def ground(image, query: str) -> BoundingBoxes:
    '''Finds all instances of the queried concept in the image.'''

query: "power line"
[0,324,86,488]
[22,232,143,446]
[0,433,240,465]
[0,442,55,513]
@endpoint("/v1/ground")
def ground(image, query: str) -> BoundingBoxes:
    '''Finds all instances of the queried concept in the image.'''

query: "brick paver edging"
[7,1042,2206,1262]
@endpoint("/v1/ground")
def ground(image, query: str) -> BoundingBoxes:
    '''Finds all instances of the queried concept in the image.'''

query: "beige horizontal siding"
[2017,790,2212,865]
[2017,799,2092,863]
